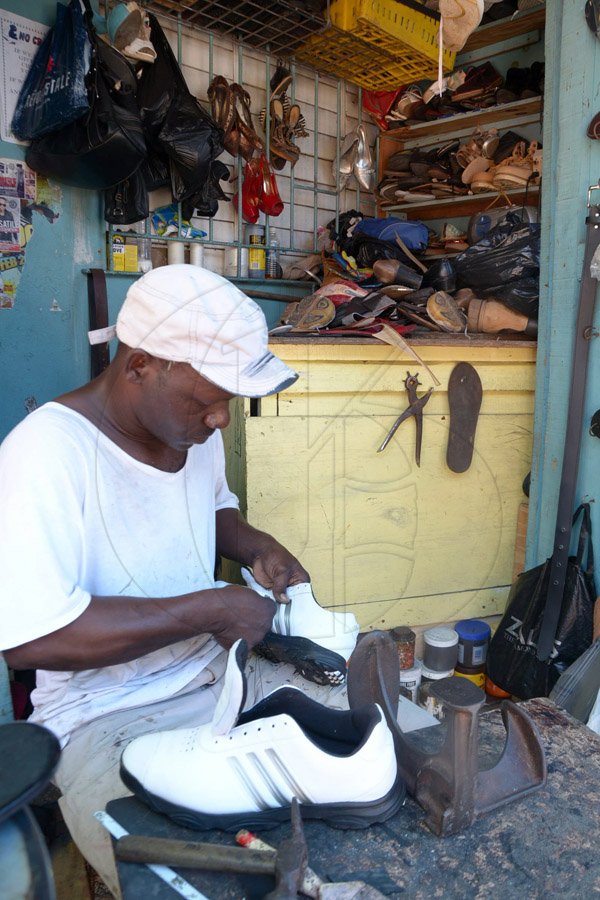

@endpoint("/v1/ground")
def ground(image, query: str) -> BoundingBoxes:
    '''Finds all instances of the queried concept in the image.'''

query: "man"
[0,264,346,895]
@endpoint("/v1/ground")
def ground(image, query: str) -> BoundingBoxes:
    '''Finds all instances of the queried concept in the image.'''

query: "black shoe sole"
[120,763,406,832]
[255,632,347,686]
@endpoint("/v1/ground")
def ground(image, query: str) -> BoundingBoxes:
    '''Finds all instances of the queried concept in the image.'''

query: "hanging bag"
[486,503,596,699]
[25,1,146,190]
[11,0,91,140]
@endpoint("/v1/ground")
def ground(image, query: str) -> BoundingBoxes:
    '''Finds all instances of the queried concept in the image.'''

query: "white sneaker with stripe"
[120,640,405,831]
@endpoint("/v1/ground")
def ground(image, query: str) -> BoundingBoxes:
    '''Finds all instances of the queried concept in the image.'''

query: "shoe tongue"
[210,639,248,736]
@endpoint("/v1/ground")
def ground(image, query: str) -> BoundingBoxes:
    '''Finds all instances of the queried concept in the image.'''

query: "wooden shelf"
[380,185,540,221]
[380,96,541,148]
[462,4,546,53]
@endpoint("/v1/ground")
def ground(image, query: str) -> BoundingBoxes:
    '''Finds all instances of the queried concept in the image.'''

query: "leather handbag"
[25,3,146,190]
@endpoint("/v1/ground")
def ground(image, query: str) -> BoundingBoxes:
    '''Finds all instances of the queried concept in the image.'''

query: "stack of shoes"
[120,639,406,832]
[259,64,309,171]
[208,76,264,161]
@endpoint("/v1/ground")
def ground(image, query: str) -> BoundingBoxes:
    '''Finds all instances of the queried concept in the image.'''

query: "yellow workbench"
[224,335,536,632]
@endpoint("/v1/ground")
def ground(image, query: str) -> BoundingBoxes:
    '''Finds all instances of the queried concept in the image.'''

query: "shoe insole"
[0,722,61,824]
[446,362,483,473]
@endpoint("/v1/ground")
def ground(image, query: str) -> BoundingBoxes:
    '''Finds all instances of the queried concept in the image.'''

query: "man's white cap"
[98,264,298,398]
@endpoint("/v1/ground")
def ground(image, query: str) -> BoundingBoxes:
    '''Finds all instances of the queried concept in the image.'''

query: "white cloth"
[0,402,239,743]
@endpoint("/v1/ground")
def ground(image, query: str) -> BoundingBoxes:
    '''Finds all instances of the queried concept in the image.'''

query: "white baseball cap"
[90,264,298,398]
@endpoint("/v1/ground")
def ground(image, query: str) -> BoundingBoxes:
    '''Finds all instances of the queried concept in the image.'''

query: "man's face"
[0,200,7,213]
[142,360,235,452]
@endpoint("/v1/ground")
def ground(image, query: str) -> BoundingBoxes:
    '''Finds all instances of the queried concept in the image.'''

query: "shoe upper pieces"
[121,640,406,832]
[241,567,360,661]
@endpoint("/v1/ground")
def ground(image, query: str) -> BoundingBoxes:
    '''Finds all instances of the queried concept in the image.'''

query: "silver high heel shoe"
[353,124,376,192]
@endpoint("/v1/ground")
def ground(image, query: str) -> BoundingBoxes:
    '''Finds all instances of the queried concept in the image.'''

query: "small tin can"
[454,662,486,689]
[391,626,416,670]
[399,664,421,703]
[423,626,459,673]
[454,619,491,667]
[417,664,454,719]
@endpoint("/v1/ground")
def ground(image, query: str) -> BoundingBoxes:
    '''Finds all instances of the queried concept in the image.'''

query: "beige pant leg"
[53,659,228,897]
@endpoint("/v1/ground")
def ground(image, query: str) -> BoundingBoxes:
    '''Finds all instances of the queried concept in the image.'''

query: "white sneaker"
[120,640,405,832]
[241,568,359,661]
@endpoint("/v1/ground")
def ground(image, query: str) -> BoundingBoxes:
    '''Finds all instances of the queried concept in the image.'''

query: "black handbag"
[25,6,146,190]
[487,503,596,699]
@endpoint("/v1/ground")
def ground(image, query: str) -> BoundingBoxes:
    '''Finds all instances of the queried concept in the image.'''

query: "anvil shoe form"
[120,640,405,832]
[241,568,359,661]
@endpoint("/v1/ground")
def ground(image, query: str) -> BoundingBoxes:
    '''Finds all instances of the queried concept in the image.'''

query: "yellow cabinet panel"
[225,339,535,631]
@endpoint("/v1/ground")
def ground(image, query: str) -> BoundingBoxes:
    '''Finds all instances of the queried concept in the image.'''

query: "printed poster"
[0,11,49,144]
[0,158,61,309]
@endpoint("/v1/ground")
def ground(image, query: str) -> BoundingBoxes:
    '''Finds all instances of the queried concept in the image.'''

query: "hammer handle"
[116,835,276,875]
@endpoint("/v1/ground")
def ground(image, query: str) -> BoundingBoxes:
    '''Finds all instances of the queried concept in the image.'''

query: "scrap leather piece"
[446,361,483,473]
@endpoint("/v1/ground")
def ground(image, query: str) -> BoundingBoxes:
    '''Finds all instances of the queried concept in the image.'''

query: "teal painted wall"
[527,0,600,568]
[0,0,133,439]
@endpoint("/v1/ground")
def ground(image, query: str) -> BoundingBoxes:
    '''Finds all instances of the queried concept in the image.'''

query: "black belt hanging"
[87,268,110,378]
[537,186,600,660]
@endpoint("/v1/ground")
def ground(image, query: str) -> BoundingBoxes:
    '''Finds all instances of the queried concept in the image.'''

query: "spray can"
[246,224,266,279]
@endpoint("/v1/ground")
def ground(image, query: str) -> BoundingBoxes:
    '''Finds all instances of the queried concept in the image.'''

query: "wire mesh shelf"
[144,0,327,56]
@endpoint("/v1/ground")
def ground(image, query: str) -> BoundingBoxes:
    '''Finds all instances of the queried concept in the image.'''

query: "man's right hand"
[206,585,276,650]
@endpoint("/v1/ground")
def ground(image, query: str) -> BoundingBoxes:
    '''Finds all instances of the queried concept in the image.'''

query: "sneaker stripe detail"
[266,748,313,804]
[229,757,270,810]
[283,601,291,636]
[247,752,289,807]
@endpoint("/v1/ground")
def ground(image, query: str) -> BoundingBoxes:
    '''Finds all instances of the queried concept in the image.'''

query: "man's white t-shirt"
[0,403,239,743]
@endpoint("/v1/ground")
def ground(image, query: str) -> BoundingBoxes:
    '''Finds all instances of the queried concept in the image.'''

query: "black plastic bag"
[455,213,541,316]
[486,504,596,699]
[26,17,146,190]
[104,168,149,225]
[136,14,223,212]
[12,0,91,140]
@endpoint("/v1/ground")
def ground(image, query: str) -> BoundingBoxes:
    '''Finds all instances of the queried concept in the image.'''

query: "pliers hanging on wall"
[377,371,433,466]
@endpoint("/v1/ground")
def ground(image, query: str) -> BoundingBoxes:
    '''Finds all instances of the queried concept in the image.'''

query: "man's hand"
[208,585,276,649]
[216,508,310,604]
[251,546,310,604]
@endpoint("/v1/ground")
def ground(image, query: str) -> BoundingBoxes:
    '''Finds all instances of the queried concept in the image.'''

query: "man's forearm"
[3,585,260,671]
[215,507,282,567]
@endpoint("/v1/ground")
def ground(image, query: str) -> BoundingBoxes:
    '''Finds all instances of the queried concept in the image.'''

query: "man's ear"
[124,349,153,383]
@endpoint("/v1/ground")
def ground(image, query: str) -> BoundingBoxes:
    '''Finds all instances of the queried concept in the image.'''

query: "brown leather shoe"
[467,298,537,336]
[373,259,423,290]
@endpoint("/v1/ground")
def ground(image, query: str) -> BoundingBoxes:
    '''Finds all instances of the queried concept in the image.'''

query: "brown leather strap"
[537,203,600,660]
[87,268,110,378]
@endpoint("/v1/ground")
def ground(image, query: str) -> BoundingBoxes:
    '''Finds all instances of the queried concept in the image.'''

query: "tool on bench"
[348,631,547,838]
[377,371,433,464]
[237,799,387,900]
[102,798,385,899]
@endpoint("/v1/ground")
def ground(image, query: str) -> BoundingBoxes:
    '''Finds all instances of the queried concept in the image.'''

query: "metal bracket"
[348,631,547,837]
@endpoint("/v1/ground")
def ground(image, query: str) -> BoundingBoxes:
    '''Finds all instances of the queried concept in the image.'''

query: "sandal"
[231,83,264,162]
[208,75,238,156]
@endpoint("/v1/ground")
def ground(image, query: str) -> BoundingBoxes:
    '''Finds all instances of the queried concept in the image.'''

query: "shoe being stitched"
[120,640,406,832]
[241,568,359,661]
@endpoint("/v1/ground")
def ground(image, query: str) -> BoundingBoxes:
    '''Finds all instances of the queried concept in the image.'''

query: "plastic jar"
[454,619,491,668]
[423,626,459,673]
[391,626,416,670]
[418,666,454,720]
[454,662,486,689]
[399,665,421,703]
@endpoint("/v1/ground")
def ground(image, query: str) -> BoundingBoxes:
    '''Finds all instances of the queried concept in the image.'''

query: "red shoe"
[257,153,283,217]
[233,158,261,223]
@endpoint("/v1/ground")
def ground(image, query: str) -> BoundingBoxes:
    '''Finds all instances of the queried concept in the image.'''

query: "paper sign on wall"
[0,12,49,144]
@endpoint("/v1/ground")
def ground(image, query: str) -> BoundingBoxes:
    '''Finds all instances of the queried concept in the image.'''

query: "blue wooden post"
[527,0,600,569]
